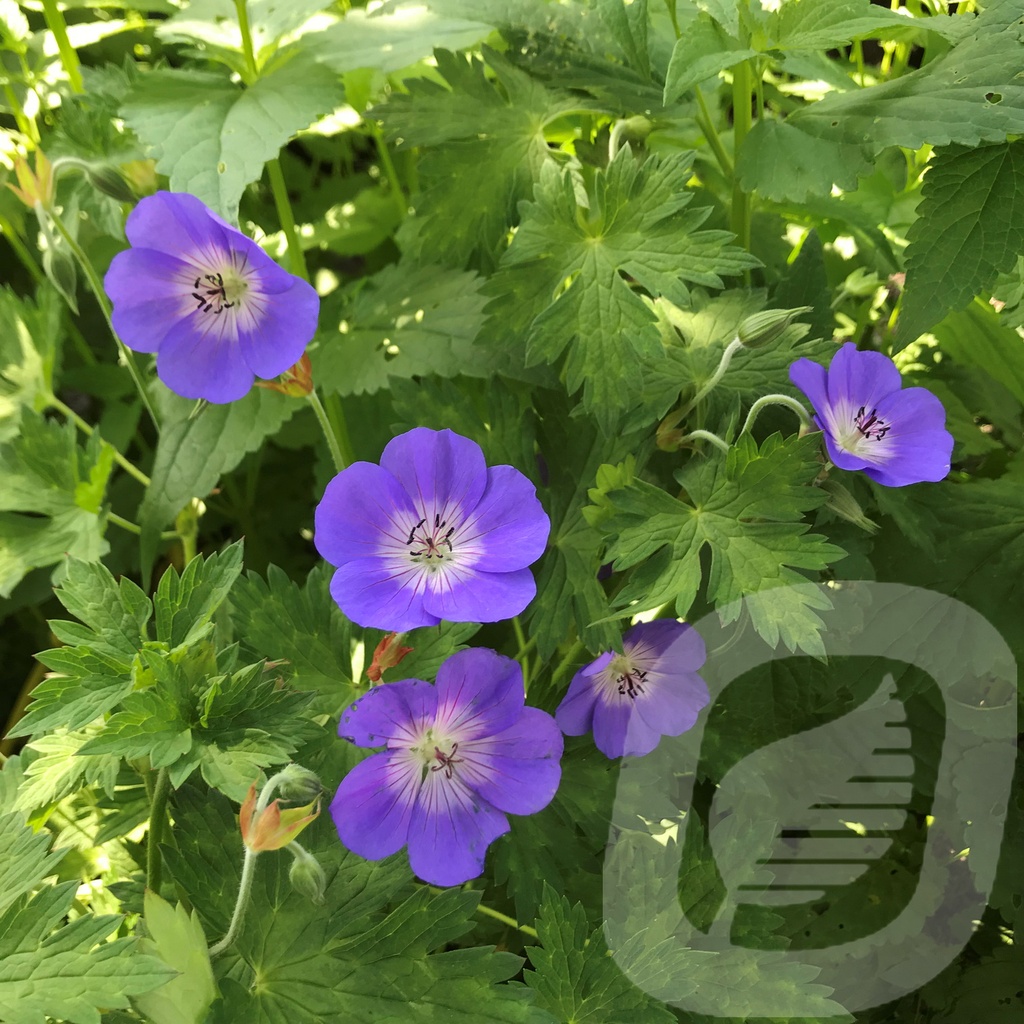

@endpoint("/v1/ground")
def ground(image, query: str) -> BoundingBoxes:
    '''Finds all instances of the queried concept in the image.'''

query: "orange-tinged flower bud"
[239,781,321,852]
[367,631,414,682]
[256,352,313,397]
[6,150,54,209]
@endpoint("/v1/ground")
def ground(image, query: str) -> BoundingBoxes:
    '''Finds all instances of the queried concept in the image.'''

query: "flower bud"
[86,164,136,204]
[288,844,327,905]
[737,306,812,350]
[275,763,323,804]
[366,631,414,683]
[256,352,313,397]
[239,778,321,853]
[42,245,78,314]
[819,479,878,533]
[6,150,54,209]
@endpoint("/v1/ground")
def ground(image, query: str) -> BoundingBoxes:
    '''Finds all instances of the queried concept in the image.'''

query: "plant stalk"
[146,768,171,892]
[40,0,84,93]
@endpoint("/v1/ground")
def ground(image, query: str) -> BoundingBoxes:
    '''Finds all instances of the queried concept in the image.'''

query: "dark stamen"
[616,669,648,700]
[854,405,890,442]
[429,741,462,779]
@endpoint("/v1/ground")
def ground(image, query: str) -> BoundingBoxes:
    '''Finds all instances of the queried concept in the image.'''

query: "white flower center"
[404,513,458,572]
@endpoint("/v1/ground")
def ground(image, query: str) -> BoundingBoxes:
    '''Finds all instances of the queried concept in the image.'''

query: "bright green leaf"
[133,892,217,1024]
[0,412,112,598]
[664,13,756,104]
[0,883,174,1024]
[898,143,1024,343]
[121,60,342,222]
[0,812,67,917]
[525,888,675,1024]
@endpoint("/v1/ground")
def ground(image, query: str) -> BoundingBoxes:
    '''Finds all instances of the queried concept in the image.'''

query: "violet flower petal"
[329,556,440,631]
[460,708,564,815]
[457,466,549,572]
[379,427,487,524]
[405,772,510,886]
[236,277,319,379]
[424,564,537,624]
[331,751,420,860]
[314,463,417,567]
[124,190,228,257]
[339,679,437,748]
[433,648,523,740]
[156,316,254,403]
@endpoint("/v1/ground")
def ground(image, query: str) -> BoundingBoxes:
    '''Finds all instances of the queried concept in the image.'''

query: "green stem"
[679,337,743,420]
[730,61,753,280]
[695,88,734,179]
[739,394,812,437]
[663,0,680,37]
[48,395,152,486]
[550,640,586,690]
[369,123,407,222]
[47,209,160,431]
[233,0,259,81]
[308,390,347,473]
[679,428,731,454]
[108,512,178,540]
[41,0,84,93]
[266,158,309,280]
[324,392,355,465]
[474,900,539,939]
[209,847,257,957]
[146,768,171,892]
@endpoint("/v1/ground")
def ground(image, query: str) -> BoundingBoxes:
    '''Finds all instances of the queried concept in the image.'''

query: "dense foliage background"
[0,0,1021,1021]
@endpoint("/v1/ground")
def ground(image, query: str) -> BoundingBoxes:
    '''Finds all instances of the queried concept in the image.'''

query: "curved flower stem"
[679,429,731,454]
[209,847,257,958]
[308,390,347,474]
[146,768,171,892]
[47,395,152,487]
[41,0,83,94]
[678,336,743,421]
[739,394,813,438]
[108,511,178,541]
[47,209,161,431]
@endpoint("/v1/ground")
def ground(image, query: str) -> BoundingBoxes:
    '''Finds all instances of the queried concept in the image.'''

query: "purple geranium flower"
[332,647,563,886]
[314,427,550,631]
[556,620,709,759]
[103,191,318,403]
[789,343,953,487]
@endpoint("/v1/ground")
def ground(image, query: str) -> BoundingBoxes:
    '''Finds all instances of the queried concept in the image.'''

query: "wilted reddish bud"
[257,352,313,397]
[367,631,414,682]
[239,781,321,852]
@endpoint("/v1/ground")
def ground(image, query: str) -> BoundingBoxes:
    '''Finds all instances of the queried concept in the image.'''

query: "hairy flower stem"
[209,769,292,957]
[146,768,171,892]
[209,847,257,958]
[47,209,161,431]
[47,395,152,486]
[679,429,731,454]
[681,337,744,420]
[308,390,348,473]
[739,394,813,438]
[41,0,83,93]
